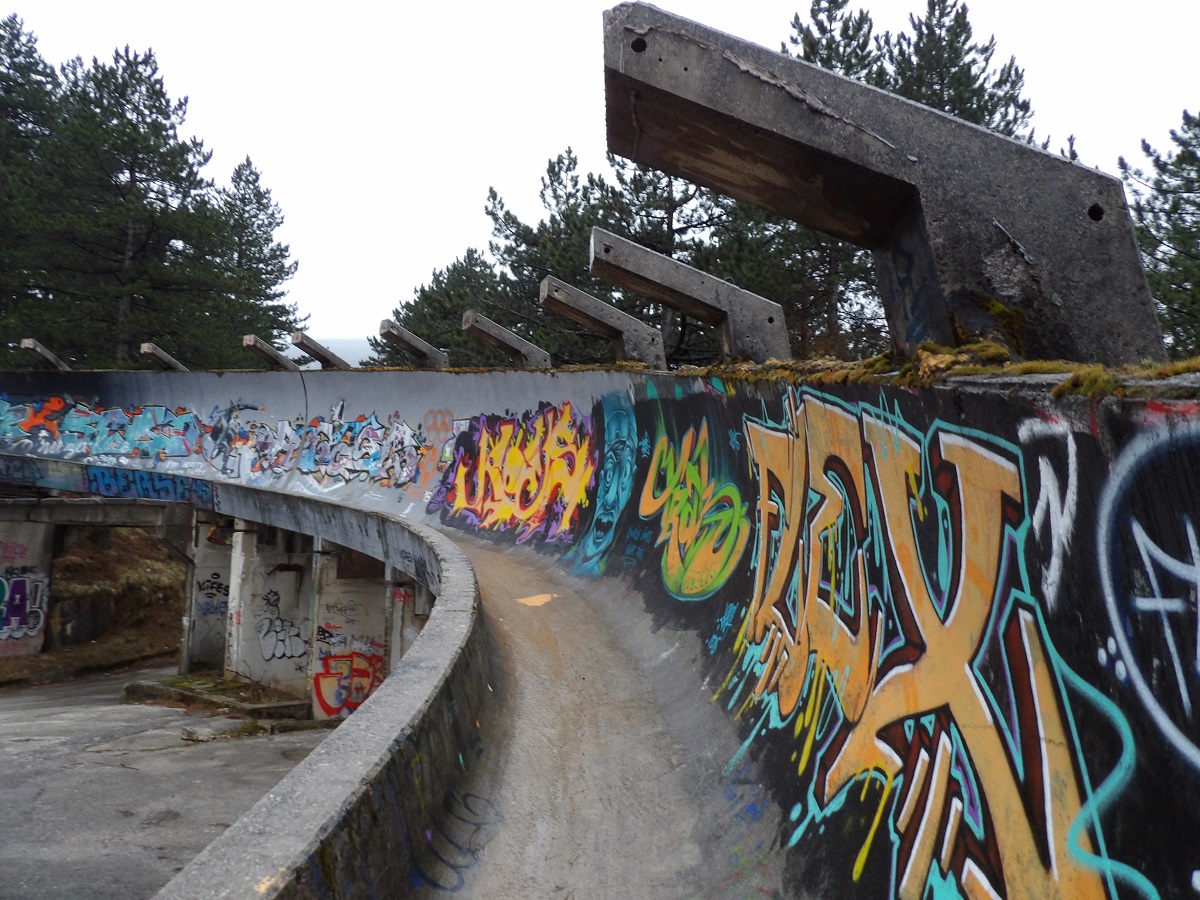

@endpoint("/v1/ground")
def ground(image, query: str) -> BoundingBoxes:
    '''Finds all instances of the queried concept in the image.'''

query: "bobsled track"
[1,364,1199,899]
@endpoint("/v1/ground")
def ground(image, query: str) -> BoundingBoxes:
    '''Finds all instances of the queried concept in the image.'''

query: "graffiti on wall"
[1099,424,1200,775]
[0,572,47,642]
[314,651,384,718]
[711,389,1127,899]
[430,402,596,543]
[638,419,749,601]
[254,589,309,662]
[0,396,433,500]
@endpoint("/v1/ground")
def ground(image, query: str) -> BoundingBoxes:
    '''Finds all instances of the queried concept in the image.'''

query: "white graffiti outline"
[1098,424,1200,772]
[1018,419,1078,613]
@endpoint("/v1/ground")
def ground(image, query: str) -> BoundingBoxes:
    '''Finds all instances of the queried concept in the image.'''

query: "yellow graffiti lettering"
[639,420,749,599]
[741,395,1103,899]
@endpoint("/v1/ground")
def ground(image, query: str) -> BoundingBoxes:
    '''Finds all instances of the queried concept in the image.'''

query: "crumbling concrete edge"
[155,489,489,899]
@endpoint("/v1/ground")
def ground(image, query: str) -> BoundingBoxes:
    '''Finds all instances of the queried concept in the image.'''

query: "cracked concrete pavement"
[0,665,328,899]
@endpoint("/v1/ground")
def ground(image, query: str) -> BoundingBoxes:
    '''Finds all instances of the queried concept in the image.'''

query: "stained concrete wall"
[1,368,1199,897]
[0,520,52,657]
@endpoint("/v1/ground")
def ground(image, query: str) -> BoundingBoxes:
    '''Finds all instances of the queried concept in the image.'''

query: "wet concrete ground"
[0,666,327,899]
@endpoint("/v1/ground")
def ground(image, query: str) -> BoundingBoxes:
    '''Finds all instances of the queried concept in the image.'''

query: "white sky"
[19,1,1200,341]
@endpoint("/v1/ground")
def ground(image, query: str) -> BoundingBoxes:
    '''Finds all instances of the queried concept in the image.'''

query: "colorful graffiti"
[0,396,431,499]
[721,390,1113,899]
[638,419,749,600]
[314,651,384,718]
[0,573,47,642]
[431,402,595,543]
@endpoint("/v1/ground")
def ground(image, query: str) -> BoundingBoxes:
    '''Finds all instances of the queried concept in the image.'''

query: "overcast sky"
[20,1,1200,346]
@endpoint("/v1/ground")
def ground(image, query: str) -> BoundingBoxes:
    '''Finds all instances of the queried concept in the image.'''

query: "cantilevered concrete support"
[19,338,70,371]
[242,334,301,372]
[539,276,667,369]
[379,319,450,368]
[462,310,552,368]
[603,3,1164,365]
[590,229,790,363]
[140,342,188,372]
[291,332,352,369]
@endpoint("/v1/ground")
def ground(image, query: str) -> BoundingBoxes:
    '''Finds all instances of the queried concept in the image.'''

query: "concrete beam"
[378,320,450,369]
[19,338,70,371]
[590,229,790,363]
[242,335,301,372]
[539,276,667,369]
[461,311,552,368]
[291,332,352,370]
[140,342,189,372]
[0,497,194,528]
[602,3,1164,365]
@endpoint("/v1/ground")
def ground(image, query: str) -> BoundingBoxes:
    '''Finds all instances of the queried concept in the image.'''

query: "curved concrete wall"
[2,368,1199,898]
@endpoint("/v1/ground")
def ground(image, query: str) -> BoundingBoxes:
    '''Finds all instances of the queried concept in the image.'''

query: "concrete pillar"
[242,334,301,371]
[291,332,352,369]
[539,276,667,368]
[462,310,552,368]
[183,512,234,673]
[379,319,450,368]
[139,342,189,372]
[226,520,314,697]
[0,521,54,657]
[590,228,791,363]
[309,542,390,720]
[387,572,432,669]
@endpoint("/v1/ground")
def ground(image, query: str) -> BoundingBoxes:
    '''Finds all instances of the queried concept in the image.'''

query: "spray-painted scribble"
[431,402,596,543]
[255,590,309,661]
[1018,418,1079,613]
[639,420,749,600]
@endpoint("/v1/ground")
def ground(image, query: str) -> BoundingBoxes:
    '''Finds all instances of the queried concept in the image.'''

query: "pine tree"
[1121,110,1200,358]
[876,0,1033,137]
[0,16,60,353]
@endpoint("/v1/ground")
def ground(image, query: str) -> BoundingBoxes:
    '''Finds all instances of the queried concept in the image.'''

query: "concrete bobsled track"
[3,366,1200,897]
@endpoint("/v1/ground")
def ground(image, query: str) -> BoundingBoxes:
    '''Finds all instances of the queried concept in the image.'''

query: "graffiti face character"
[573,402,636,576]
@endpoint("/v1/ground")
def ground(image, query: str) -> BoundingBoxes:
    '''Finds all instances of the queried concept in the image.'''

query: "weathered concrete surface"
[603,2,1164,364]
[408,538,781,897]
[242,335,301,372]
[0,666,327,900]
[591,227,791,363]
[290,332,352,370]
[539,275,668,368]
[461,310,552,368]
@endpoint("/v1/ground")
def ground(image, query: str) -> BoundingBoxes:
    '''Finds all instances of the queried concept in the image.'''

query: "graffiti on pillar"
[194,572,230,618]
[0,542,28,566]
[430,401,596,543]
[708,388,1136,900]
[314,651,384,717]
[254,590,309,661]
[0,572,47,642]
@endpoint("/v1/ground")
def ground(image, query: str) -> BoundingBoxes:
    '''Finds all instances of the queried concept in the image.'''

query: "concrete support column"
[225,520,313,697]
[309,542,390,720]
[183,512,234,673]
[0,521,54,658]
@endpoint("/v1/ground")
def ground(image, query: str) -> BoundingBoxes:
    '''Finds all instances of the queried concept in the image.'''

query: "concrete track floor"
[410,537,784,898]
